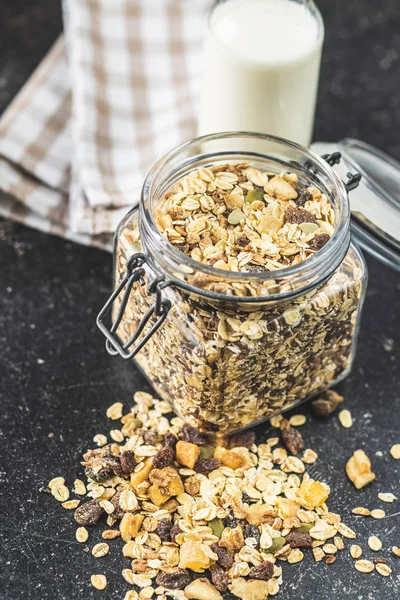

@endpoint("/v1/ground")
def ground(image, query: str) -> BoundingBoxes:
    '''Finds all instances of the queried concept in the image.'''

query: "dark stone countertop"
[0,1,399,599]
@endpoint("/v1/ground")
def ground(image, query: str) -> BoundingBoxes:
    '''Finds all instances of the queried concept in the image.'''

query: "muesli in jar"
[99,134,366,435]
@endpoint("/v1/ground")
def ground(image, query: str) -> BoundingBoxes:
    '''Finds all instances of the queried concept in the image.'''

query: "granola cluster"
[155,164,334,274]
[48,393,358,597]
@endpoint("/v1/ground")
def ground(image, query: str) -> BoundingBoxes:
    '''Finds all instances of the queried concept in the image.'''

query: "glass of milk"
[198,0,324,147]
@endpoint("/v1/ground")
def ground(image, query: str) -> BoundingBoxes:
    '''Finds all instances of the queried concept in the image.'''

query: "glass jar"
[97,133,367,436]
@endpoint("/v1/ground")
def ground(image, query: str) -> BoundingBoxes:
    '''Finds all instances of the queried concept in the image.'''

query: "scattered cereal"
[93,434,107,447]
[110,429,124,442]
[352,507,371,516]
[62,499,80,510]
[73,479,86,495]
[378,492,397,503]
[350,545,362,559]
[338,409,353,428]
[346,450,376,489]
[376,563,392,577]
[391,546,400,557]
[368,536,382,551]
[354,560,374,573]
[90,574,107,590]
[51,484,69,502]
[370,509,385,520]
[390,444,400,460]
[106,402,124,420]
[289,414,307,427]
[92,543,110,558]
[48,477,65,489]
[76,527,89,543]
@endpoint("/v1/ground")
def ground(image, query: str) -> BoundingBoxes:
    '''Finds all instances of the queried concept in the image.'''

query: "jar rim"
[139,131,350,300]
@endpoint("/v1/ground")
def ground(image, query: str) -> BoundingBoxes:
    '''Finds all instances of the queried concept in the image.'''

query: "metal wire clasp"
[96,252,171,360]
[322,152,362,193]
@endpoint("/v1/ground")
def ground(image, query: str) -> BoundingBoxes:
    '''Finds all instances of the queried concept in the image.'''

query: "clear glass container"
[97,133,367,436]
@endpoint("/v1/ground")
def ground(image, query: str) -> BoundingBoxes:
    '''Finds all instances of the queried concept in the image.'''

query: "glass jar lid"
[311,138,400,271]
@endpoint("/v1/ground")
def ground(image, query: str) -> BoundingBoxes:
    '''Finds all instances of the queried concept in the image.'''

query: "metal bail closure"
[96,252,171,360]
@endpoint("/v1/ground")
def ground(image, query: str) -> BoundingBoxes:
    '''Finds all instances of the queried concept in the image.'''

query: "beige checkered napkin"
[0,0,210,248]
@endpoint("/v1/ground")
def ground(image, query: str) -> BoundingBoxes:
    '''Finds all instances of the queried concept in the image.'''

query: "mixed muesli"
[45,393,398,596]
[114,163,365,434]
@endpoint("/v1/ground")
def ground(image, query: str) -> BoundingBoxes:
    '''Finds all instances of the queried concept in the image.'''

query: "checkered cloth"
[0,0,210,250]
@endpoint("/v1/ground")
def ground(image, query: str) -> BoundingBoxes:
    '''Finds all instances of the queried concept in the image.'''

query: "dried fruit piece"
[156,568,191,590]
[280,420,304,454]
[229,577,270,600]
[185,578,223,600]
[163,433,178,449]
[285,206,316,224]
[120,513,144,542]
[309,233,330,250]
[170,522,183,544]
[214,447,248,470]
[149,467,184,506]
[153,446,175,469]
[247,560,274,581]
[210,563,229,592]
[179,541,217,572]
[179,424,207,446]
[311,390,343,416]
[74,499,104,526]
[195,458,221,474]
[245,503,276,525]
[130,458,154,490]
[346,450,376,489]
[154,518,173,541]
[120,451,136,474]
[210,543,234,570]
[297,479,329,507]
[286,530,313,548]
[228,430,255,449]
[176,440,201,469]
[338,409,353,428]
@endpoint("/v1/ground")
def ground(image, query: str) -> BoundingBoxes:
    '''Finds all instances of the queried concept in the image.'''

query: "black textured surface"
[0,1,399,599]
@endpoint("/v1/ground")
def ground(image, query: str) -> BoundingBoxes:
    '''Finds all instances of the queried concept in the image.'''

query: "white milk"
[198,0,324,146]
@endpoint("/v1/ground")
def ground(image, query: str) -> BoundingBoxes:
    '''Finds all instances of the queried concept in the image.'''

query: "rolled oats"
[354,560,375,573]
[338,410,353,428]
[391,546,400,557]
[390,444,400,459]
[312,547,325,562]
[346,450,376,489]
[370,509,385,520]
[368,536,382,551]
[350,545,362,559]
[376,563,392,577]
[378,492,397,503]
[288,415,307,427]
[93,433,107,447]
[106,402,124,420]
[73,479,86,495]
[90,574,107,590]
[76,527,89,543]
[92,543,110,558]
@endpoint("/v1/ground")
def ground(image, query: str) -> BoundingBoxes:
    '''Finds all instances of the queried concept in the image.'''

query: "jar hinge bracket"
[96,252,171,360]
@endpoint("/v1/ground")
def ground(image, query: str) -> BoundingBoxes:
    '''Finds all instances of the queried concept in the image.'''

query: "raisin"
[153,447,175,469]
[286,530,313,548]
[142,429,159,445]
[163,433,178,449]
[156,569,191,590]
[242,492,251,505]
[296,188,313,207]
[74,499,103,526]
[154,518,173,542]
[236,236,251,248]
[285,206,316,225]
[211,543,234,570]
[228,430,255,449]
[248,560,274,581]
[120,450,136,474]
[102,453,123,476]
[110,490,125,519]
[170,522,183,543]
[309,233,330,251]
[210,564,229,592]
[85,465,114,483]
[194,458,221,474]
[243,524,260,547]
[178,424,207,446]
[280,421,304,454]
[311,390,343,417]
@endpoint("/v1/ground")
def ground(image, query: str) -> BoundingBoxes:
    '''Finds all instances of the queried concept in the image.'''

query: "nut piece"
[245,503,276,526]
[368,536,382,551]
[354,560,374,573]
[346,450,376,489]
[149,467,184,506]
[338,409,353,428]
[229,577,270,600]
[91,574,107,590]
[176,440,200,469]
[350,545,362,559]
[390,444,400,459]
[220,525,245,553]
[184,578,223,600]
